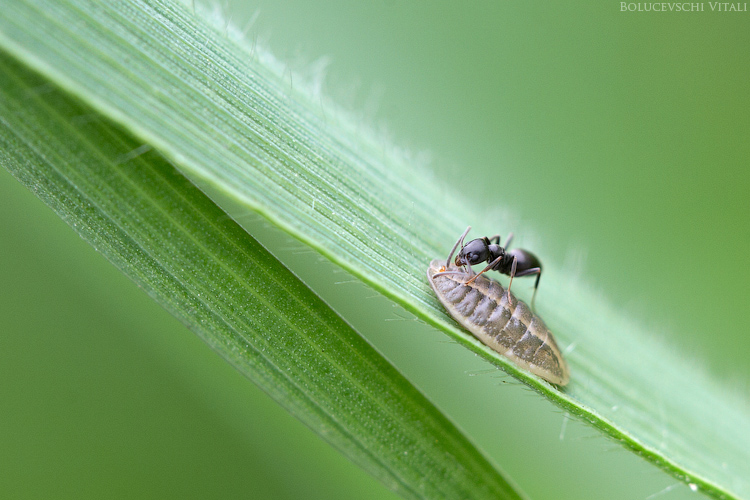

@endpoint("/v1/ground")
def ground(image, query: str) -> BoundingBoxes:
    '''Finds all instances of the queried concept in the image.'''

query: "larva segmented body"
[427,259,569,386]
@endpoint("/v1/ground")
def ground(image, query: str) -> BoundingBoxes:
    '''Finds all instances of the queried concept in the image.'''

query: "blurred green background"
[2,1,748,499]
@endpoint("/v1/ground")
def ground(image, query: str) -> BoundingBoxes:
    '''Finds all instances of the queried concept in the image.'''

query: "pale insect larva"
[427,228,569,386]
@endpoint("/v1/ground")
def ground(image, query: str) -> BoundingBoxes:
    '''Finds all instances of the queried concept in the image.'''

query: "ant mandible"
[434,226,543,309]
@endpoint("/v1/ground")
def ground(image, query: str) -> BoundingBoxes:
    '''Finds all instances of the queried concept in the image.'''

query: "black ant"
[434,226,543,308]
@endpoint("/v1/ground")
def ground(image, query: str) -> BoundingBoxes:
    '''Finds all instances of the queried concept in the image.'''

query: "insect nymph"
[427,227,569,386]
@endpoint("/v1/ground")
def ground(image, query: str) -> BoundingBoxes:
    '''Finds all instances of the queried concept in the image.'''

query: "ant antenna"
[442,226,471,271]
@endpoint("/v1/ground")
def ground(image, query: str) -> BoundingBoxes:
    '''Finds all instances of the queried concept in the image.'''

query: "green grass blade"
[0,54,524,500]
[0,1,748,499]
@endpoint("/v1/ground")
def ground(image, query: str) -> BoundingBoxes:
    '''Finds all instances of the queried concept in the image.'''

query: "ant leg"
[504,232,514,250]
[466,255,503,285]
[488,234,501,244]
[506,256,518,295]
[513,267,542,310]
[443,226,471,271]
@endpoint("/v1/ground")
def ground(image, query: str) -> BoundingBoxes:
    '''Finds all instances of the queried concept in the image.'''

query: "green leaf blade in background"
[0,54,523,500]
[0,1,749,499]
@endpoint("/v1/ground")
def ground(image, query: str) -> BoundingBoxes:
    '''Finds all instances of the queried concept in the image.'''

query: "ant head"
[455,238,491,266]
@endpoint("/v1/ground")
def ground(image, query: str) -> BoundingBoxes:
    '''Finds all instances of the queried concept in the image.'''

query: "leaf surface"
[0,1,748,498]
[0,53,523,500]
